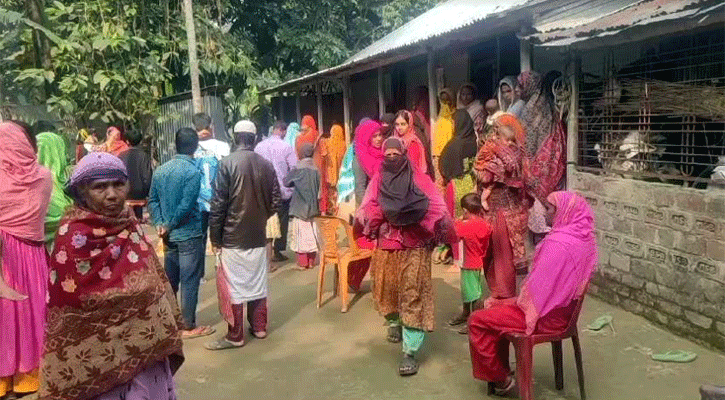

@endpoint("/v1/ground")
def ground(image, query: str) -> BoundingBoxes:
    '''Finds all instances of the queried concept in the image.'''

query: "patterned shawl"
[41,206,184,400]
[0,122,53,241]
[519,71,555,156]
[517,191,598,334]
[37,131,73,243]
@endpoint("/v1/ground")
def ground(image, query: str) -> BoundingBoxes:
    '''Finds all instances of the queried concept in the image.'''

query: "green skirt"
[460,268,483,303]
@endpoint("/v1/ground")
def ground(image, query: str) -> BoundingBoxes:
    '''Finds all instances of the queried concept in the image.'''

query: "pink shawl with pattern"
[517,191,598,334]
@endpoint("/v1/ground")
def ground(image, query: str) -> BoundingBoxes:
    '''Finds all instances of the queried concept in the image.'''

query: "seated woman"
[41,153,184,400]
[467,191,598,395]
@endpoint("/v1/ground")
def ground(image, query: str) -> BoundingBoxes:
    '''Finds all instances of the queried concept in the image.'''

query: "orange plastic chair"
[314,216,373,313]
[488,292,588,400]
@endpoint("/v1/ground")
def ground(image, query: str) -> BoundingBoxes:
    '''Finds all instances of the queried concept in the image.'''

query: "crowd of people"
[0,69,597,399]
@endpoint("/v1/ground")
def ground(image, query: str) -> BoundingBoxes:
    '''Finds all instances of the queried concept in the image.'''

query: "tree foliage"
[0,0,442,130]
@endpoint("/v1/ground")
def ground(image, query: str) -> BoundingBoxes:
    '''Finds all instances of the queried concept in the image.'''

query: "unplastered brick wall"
[570,171,725,350]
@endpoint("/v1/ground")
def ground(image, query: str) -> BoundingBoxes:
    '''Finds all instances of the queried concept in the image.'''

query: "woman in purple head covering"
[40,152,185,400]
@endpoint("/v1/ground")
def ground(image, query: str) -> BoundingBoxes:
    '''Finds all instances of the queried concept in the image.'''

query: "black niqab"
[378,138,429,226]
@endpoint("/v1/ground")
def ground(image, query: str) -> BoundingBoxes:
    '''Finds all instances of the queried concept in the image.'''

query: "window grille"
[577,28,725,188]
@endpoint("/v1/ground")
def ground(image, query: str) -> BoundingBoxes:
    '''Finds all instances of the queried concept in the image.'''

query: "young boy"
[448,193,493,334]
[284,143,321,269]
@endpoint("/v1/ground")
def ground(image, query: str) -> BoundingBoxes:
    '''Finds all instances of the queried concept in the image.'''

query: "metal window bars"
[577,28,725,189]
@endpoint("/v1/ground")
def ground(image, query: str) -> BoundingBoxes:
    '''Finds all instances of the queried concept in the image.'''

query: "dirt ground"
[171,254,725,400]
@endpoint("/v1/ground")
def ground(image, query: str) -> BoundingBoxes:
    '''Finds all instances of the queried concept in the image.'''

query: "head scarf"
[433,90,456,157]
[517,191,597,334]
[37,131,73,242]
[378,138,430,226]
[497,76,519,112]
[354,120,384,178]
[0,122,53,241]
[457,83,484,123]
[393,110,429,174]
[325,124,347,187]
[439,109,477,180]
[285,122,301,148]
[67,152,128,203]
[296,115,318,158]
[519,71,556,155]
[43,204,184,399]
[101,126,130,157]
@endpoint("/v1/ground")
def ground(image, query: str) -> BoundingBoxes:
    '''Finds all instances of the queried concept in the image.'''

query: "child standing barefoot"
[448,193,492,334]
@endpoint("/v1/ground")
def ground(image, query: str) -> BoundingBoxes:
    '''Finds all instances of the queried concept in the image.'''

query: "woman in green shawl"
[36,129,72,245]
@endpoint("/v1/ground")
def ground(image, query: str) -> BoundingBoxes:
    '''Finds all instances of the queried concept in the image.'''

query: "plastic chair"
[488,293,588,400]
[314,216,373,313]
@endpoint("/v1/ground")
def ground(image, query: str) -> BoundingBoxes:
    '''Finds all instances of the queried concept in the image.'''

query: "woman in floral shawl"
[473,113,531,300]
[41,152,184,400]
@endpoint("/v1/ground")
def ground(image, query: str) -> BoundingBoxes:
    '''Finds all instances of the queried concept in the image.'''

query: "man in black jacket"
[118,129,153,220]
[205,120,281,350]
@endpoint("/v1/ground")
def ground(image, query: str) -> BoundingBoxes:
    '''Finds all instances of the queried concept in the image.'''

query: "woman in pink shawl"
[467,191,597,395]
[356,137,455,377]
[354,119,384,179]
[0,122,53,398]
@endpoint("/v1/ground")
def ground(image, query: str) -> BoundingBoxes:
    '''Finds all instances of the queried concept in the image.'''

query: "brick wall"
[570,171,725,350]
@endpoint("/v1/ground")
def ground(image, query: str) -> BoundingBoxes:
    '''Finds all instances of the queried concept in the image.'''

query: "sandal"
[387,325,402,343]
[203,338,244,351]
[458,325,469,335]
[494,375,516,396]
[182,325,216,339]
[448,312,468,326]
[249,328,267,339]
[398,353,419,376]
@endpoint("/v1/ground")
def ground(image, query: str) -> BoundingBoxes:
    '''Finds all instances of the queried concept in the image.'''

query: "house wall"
[570,170,725,350]
[350,71,379,124]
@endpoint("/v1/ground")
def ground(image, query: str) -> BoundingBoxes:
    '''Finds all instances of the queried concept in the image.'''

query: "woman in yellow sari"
[319,124,346,214]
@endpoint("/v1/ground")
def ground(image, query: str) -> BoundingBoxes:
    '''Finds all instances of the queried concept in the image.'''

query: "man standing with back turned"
[205,120,280,350]
[255,120,297,262]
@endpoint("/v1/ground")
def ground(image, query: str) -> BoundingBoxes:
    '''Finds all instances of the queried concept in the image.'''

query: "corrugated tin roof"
[262,0,544,93]
[530,0,725,46]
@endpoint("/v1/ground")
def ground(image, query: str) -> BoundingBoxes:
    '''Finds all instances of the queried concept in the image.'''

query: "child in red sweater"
[448,193,493,334]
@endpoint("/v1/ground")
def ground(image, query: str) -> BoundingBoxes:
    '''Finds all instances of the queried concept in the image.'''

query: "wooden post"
[316,82,323,134]
[495,35,501,88]
[343,76,351,143]
[377,67,385,117]
[566,54,581,189]
[520,39,532,72]
[278,91,284,121]
[427,50,437,144]
[295,90,301,122]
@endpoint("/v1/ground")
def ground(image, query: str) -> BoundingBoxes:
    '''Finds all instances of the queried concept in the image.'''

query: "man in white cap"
[206,120,280,350]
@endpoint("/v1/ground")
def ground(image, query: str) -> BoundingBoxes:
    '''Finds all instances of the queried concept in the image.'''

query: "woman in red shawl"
[468,191,597,395]
[41,153,183,400]
[295,115,318,159]
[0,122,53,399]
[356,137,455,377]
[473,113,531,301]
[93,125,130,157]
[393,110,428,174]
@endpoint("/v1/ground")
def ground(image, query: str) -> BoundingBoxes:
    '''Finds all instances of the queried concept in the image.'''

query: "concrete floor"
[173,255,725,400]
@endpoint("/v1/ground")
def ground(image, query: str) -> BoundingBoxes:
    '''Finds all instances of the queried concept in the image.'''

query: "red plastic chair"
[488,293,588,400]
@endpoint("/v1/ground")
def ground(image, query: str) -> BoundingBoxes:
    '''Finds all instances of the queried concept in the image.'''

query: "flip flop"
[651,350,698,363]
[249,328,267,339]
[586,315,613,331]
[458,325,469,335]
[494,375,516,396]
[448,313,468,326]
[398,354,419,376]
[203,338,244,351]
[182,325,216,339]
